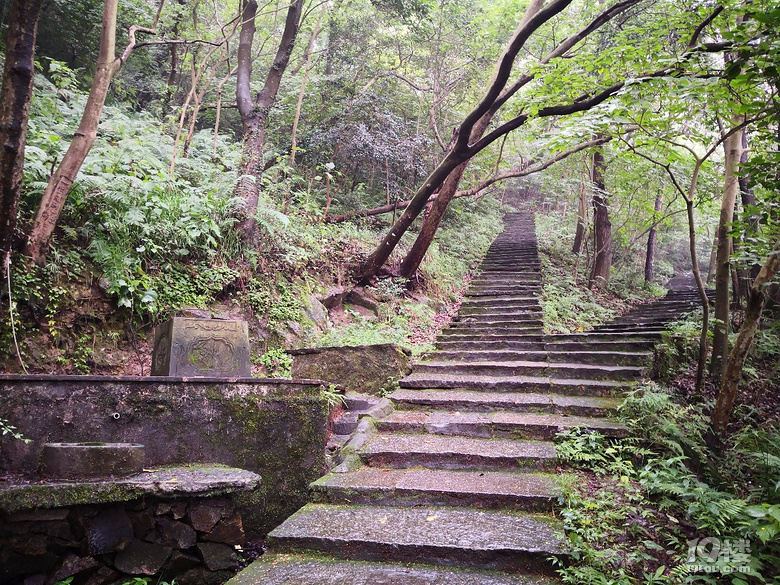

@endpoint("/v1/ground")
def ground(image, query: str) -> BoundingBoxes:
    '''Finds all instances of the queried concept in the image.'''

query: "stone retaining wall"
[1,495,246,585]
[0,376,329,535]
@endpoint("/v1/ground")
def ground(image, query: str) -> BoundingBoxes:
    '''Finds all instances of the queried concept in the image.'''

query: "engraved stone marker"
[151,318,251,377]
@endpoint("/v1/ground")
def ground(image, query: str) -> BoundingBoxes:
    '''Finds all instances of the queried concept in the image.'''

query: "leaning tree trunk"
[710,126,743,379]
[24,0,155,265]
[712,236,780,435]
[0,0,43,279]
[644,190,663,283]
[235,0,303,240]
[399,115,493,279]
[589,144,612,289]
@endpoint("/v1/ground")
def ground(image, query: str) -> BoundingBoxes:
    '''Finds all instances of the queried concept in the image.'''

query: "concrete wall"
[0,375,329,534]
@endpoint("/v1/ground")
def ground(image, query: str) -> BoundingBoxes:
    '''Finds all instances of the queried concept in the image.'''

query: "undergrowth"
[0,65,504,373]
[554,383,780,584]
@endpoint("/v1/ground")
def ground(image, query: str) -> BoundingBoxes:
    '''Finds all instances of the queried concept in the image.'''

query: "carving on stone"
[151,318,251,377]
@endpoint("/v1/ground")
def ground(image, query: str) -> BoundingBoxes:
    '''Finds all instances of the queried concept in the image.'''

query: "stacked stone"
[1,496,245,585]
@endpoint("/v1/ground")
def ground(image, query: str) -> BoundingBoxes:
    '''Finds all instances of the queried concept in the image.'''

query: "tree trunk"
[24,0,155,264]
[235,0,304,239]
[686,198,710,395]
[710,126,743,379]
[572,180,588,254]
[712,236,780,435]
[0,0,43,278]
[644,190,663,283]
[589,143,611,288]
[24,0,121,264]
[706,235,718,284]
[399,115,492,279]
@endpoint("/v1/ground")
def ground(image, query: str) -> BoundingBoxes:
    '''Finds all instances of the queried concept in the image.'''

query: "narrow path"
[229,212,705,584]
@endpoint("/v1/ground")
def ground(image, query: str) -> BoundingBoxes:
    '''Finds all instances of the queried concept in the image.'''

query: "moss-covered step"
[359,433,557,471]
[227,552,562,584]
[411,360,644,381]
[375,410,628,440]
[428,350,550,362]
[389,389,620,417]
[437,332,547,342]
[449,319,545,329]
[311,468,557,511]
[264,504,565,574]
[434,340,547,353]
[399,373,634,396]
[546,350,653,367]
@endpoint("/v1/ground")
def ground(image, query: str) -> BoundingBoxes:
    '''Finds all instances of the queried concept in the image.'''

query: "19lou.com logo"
[686,537,752,574]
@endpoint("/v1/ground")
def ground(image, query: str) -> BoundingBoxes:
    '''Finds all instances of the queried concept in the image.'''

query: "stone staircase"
[228,212,706,584]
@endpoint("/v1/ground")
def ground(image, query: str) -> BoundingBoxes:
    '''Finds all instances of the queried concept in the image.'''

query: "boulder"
[289,344,411,395]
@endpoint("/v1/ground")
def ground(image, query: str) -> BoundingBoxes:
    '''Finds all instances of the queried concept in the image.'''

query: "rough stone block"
[86,507,133,554]
[176,566,234,585]
[113,539,172,575]
[289,344,411,395]
[48,553,100,583]
[188,499,234,533]
[203,512,245,545]
[83,566,119,585]
[155,517,197,549]
[151,318,251,377]
[197,542,240,571]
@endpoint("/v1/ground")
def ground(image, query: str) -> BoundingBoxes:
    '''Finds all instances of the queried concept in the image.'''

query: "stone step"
[428,349,650,367]
[438,332,547,341]
[544,340,656,352]
[546,331,663,342]
[470,277,541,285]
[435,340,547,352]
[311,468,558,511]
[412,360,644,381]
[459,306,543,316]
[228,552,563,584]
[469,284,541,290]
[449,320,545,329]
[454,312,544,322]
[360,433,557,471]
[389,388,620,416]
[460,295,540,305]
[430,350,551,362]
[400,373,633,397]
[467,289,542,297]
[265,504,565,575]
[593,324,667,333]
[376,410,628,441]
[547,350,652,367]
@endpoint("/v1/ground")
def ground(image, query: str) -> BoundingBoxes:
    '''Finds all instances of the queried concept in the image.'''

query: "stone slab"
[389,389,620,416]
[0,465,260,513]
[360,433,556,470]
[266,504,565,573]
[227,553,562,584]
[313,468,557,509]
